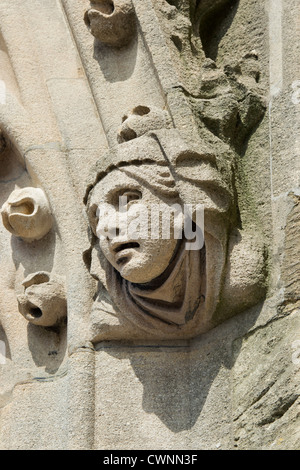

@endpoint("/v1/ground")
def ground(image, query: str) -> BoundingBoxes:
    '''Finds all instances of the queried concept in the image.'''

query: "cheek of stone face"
[111,236,179,284]
[99,236,114,265]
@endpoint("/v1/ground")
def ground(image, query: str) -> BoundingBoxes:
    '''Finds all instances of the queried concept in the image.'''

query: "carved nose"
[97,211,129,240]
[106,227,121,241]
[99,222,124,241]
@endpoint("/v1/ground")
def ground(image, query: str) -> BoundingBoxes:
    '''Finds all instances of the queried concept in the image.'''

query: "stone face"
[0,0,299,450]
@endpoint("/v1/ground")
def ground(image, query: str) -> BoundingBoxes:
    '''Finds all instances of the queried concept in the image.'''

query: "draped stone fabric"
[108,238,206,331]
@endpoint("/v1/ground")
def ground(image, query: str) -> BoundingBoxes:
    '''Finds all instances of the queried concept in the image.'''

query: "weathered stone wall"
[0,0,299,450]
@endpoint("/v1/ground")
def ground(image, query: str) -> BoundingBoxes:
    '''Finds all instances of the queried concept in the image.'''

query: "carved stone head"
[85,125,266,342]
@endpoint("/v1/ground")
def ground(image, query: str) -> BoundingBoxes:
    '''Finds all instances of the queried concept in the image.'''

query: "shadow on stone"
[93,35,138,84]
[99,303,262,433]
[26,322,67,375]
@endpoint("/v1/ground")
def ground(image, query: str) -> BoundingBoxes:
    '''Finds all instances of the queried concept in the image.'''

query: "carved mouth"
[114,242,140,253]
[113,242,140,265]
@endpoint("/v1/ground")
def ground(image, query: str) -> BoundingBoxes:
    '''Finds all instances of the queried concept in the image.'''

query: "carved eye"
[119,190,141,207]
[123,190,141,202]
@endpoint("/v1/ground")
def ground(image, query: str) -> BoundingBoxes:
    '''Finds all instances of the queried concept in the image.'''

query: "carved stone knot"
[17,272,67,327]
[84,0,136,48]
[117,105,173,143]
[1,187,53,242]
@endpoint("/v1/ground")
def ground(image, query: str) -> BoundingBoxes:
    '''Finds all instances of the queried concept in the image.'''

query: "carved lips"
[112,240,140,265]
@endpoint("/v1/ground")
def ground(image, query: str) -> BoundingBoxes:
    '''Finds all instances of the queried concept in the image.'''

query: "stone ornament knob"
[84,0,136,47]
[1,187,53,242]
[17,272,67,327]
[117,105,173,143]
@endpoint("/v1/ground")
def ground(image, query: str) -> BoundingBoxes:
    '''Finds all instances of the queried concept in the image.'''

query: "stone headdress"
[84,113,237,341]
[85,127,234,237]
